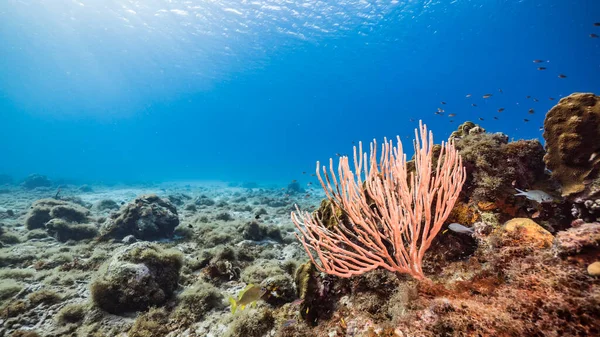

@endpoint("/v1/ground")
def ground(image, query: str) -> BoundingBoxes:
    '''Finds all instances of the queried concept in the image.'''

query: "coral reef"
[99,194,179,240]
[1,143,598,337]
[543,93,600,197]
[453,131,547,202]
[90,242,183,313]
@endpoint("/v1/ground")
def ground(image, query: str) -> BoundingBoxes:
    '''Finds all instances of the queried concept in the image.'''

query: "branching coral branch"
[291,121,466,280]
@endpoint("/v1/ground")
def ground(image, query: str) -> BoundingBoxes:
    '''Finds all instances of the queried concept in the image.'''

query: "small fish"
[466,94,472,98]
[539,126,544,131]
[441,101,447,104]
[449,120,454,123]
[533,59,546,63]
[409,118,415,122]
[437,108,445,112]
[533,98,539,102]
[483,94,493,99]
[494,117,499,120]
[499,88,503,93]
[448,223,474,235]
[526,95,531,99]
[537,67,546,70]
[514,188,554,203]
[229,284,267,314]
[549,97,555,100]
[472,103,478,107]
[528,108,535,114]
[595,23,600,27]
[498,108,505,112]
[524,118,530,122]
[434,111,443,115]
[478,117,484,121]
[448,113,456,117]
[335,153,342,157]
[558,74,567,78]
[591,33,599,38]
[302,171,306,174]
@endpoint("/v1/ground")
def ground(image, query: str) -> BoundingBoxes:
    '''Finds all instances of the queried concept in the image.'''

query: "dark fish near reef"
[528,108,535,114]
[229,285,267,314]
[515,188,554,203]
[498,108,505,112]
[533,59,547,63]
[472,103,477,107]
[549,97,555,100]
[483,94,493,99]
[533,98,539,102]
[524,118,530,122]
[441,101,447,104]
[595,23,600,26]
[591,34,599,38]
[526,95,531,99]
[448,223,474,235]
[494,117,499,120]
[537,67,546,70]
[558,74,567,78]
[478,117,484,121]
[499,88,503,93]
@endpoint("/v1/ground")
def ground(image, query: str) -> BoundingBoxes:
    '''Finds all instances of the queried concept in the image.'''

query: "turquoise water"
[0,0,598,184]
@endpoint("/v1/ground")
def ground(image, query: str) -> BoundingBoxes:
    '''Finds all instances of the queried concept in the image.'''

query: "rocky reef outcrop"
[99,194,179,240]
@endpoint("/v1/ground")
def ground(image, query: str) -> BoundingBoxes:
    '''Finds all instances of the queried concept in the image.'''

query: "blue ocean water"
[0,0,598,185]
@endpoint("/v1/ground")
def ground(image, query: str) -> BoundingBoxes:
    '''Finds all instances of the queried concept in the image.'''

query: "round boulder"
[90,242,183,314]
[100,194,179,240]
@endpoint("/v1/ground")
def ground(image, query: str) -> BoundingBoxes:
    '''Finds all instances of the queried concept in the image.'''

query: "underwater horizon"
[1,0,599,185]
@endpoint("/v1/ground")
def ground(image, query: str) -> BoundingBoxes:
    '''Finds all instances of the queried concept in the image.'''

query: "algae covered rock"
[45,218,98,242]
[100,194,179,240]
[24,199,92,237]
[553,222,600,256]
[543,93,600,197]
[90,242,183,314]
